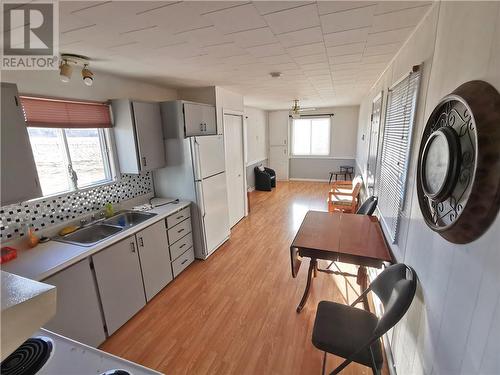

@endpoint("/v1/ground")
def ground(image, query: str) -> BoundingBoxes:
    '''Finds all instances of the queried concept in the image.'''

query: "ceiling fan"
[290,99,316,118]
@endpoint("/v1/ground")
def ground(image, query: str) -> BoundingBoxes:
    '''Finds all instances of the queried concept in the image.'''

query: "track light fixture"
[59,60,73,83]
[81,64,94,86]
[59,53,95,86]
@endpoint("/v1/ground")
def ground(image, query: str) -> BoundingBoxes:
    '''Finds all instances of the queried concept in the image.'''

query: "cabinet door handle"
[181,258,188,265]
[179,243,186,249]
[138,237,144,247]
[200,123,203,131]
[142,156,147,167]
[130,242,136,253]
[176,215,184,220]
[177,228,185,234]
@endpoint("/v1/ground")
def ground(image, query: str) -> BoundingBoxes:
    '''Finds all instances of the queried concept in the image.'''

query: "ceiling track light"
[59,53,95,86]
[81,64,94,86]
[59,59,73,83]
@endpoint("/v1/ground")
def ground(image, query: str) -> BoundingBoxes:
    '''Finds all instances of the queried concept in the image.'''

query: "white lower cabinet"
[43,259,106,347]
[92,235,146,335]
[136,221,173,301]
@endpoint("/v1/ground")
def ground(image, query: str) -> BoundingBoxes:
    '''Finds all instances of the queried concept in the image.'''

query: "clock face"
[419,99,476,229]
[416,80,500,244]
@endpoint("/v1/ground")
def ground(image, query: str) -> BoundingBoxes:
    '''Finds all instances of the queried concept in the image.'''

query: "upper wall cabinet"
[178,86,244,135]
[161,100,217,137]
[111,100,165,174]
[1,83,42,205]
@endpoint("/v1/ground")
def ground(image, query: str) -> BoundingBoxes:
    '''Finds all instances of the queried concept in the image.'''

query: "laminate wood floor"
[101,181,388,375]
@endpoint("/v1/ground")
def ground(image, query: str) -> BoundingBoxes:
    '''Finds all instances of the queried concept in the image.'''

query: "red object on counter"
[0,247,17,264]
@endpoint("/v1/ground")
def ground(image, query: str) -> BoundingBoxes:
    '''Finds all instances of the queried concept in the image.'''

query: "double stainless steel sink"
[55,211,157,246]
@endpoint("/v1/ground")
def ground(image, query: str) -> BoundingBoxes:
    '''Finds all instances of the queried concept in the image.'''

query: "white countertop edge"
[1,201,191,282]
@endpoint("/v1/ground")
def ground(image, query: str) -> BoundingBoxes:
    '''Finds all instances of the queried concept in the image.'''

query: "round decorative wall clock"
[416,80,500,244]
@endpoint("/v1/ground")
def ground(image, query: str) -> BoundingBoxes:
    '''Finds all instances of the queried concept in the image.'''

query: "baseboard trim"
[289,178,330,182]
[247,186,255,192]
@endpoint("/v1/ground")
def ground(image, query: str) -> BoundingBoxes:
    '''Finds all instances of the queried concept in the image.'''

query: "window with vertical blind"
[377,67,421,243]
[20,96,114,196]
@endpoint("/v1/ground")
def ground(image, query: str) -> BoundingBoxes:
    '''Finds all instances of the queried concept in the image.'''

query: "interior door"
[268,111,289,180]
[223,114,246,227]
[269,146,289,180]
[367,93,383,195]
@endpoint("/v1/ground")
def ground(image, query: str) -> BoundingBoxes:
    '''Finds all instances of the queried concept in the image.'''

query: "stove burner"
[1,337,53,375]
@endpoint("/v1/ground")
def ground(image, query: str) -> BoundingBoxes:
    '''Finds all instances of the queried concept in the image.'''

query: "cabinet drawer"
[167,218,192,245]
[167,206,190,228]
[170,232,193,261]
[172,247,194,278]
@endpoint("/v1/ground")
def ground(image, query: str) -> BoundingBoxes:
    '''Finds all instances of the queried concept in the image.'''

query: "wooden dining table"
[290,211,393,312]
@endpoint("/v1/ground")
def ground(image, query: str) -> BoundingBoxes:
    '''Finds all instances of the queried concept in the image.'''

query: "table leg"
[357,266,369,310]
[297,258,317,313]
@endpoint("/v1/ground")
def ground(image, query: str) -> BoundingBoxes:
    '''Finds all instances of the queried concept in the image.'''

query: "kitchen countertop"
[1,271,56,360]
[1,201,190,281]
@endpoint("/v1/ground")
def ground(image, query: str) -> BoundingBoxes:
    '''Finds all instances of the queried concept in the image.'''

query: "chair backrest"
[369,264,417,337]
[356,196,378,215]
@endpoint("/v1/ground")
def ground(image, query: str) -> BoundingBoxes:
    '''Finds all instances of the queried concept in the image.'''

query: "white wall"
[1,69,177,101]
[290,105,359,180]
[245,106,268,165]
[355,2,500,374]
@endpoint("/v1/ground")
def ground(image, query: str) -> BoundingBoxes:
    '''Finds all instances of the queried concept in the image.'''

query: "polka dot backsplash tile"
[0,173,152,241]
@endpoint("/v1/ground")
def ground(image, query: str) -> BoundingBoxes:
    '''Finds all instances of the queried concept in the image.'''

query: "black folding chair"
[356,196,378,216]
[312,263,418,375]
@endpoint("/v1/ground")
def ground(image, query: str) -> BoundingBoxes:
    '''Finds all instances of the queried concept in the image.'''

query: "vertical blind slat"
[377,69,421,243]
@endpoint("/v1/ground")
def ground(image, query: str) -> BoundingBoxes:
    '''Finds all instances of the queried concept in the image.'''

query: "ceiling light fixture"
[59,53,95,86]
[270,72,282,78]
[59,60,73,83]
[81,64,94,86]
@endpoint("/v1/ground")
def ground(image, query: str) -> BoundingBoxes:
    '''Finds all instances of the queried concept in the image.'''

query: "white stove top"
[35,329,162,375]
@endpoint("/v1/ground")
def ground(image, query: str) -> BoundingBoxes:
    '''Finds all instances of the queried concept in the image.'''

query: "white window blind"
[378,67,421,243]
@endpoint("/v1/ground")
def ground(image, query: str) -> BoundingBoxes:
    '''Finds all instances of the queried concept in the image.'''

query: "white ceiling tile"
[277,27,324,48]
[136,3,214,34]
[204,43,247,58]
[361,54,393,64]
[323,27,370,47]
[179,26,232,47]
[257,54,294,64]
[253,1,313,15]
[230,27,278,47]
[202,3,266,34]
[246,43,286,57]
[329,53,362,64]
[187,1,245,15]
[371,5,431,33]
[364,42,401,56]
[287,42,325,57]
[320,5,376,34]
[366,26,414,46]
[374,2,432,15]
[300,61,330,71]
[327,42,366,57]
[293,53,328,65]
[264,4,320,34]
[304,68,332,77]
[331,62,361,71]
[317,1,377,15]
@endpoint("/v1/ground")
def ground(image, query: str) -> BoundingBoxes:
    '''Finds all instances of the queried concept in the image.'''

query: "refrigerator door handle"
[193,137,203,181]
[195,180,208,255]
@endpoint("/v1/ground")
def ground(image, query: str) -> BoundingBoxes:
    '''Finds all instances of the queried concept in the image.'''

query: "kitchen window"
[20,96,114,196]
[291,117,331,156]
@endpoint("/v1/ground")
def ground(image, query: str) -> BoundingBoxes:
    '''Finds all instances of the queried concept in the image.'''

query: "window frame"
[291,116,332,157]
[27,127,117,198]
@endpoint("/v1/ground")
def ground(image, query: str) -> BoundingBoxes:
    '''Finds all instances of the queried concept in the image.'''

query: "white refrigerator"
[153,108,230,260]
[191,135,230,258]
